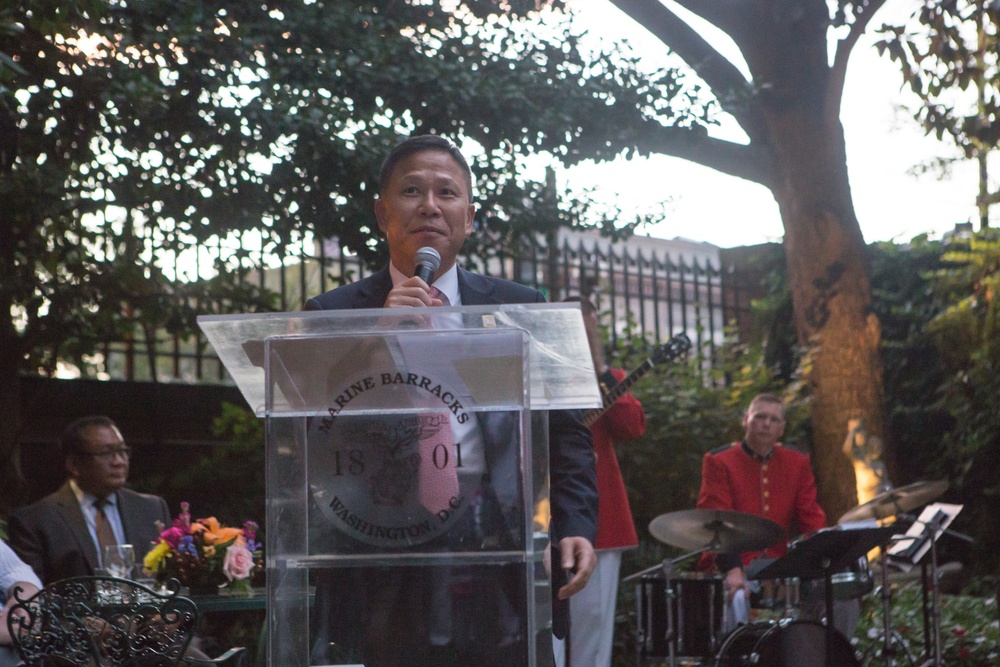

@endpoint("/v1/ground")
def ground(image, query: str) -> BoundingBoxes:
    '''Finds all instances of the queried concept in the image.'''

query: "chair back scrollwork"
[7,576,199,666]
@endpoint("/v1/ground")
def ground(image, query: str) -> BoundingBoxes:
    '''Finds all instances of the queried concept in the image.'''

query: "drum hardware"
[911,510,948,667]
[634,571,724,667]
[628,549,718,667]
[749,525,901,667]
[632,511,784,667]
[830,555,874,600]
[757,576,801,618]
[838,481,967,667]
[860,537,918,667]
[634,509,783,667]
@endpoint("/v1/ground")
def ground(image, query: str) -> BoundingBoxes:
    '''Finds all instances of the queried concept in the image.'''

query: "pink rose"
[222,545,255,581]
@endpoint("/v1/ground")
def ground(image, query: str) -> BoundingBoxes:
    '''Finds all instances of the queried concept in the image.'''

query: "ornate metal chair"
[6,576,248,666]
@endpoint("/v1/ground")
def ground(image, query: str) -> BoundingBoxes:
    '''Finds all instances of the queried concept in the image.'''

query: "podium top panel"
[198,303,601,416]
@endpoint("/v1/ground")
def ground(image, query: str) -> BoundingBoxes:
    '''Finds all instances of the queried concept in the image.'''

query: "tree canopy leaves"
[0,0,711,508]
[0,0,708,377]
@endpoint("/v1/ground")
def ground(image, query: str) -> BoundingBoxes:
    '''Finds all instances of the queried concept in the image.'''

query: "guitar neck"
[583,359,653,427]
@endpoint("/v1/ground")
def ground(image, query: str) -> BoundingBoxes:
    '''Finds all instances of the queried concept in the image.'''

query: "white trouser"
[553,550,623,667]
[722,587,751,636]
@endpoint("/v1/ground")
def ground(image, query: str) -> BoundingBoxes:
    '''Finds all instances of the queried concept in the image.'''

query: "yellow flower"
[192,517,243,546]
[203,545,216,558]
[144,540,171,572]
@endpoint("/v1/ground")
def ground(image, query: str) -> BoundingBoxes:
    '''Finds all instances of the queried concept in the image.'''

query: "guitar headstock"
[651,332,692,364]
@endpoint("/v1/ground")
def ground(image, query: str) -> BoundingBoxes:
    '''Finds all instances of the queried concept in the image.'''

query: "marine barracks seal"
[308,369,479,547]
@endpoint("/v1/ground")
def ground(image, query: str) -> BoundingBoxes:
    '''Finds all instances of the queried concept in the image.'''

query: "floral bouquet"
[143,502,263,594]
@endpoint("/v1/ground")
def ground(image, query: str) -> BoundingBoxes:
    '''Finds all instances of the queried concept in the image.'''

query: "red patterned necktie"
[419,287,457,510]
[429,286,450,306]
[418,413,459,513]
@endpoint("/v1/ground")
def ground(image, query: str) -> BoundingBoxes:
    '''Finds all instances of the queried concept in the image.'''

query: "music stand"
[889,504,967,667]
[749,526,900,667]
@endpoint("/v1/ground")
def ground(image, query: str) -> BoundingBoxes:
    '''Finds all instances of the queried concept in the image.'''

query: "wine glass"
[103,544,136,579]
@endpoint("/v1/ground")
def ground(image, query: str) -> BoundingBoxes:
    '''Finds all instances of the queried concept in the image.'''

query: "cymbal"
[838,480,949,524]
[648,509,785,553]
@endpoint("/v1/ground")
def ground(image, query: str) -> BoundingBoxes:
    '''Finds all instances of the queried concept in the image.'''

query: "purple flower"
[171,501,192,530]
[178,535,198,556]
[242,521,258,542]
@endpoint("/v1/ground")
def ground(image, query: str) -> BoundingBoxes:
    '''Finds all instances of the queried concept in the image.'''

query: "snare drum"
[830,556,873,600]
[636,572,724,663]
[713,619,859,667]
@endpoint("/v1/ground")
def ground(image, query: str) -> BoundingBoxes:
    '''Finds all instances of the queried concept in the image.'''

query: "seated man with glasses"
[8,415,171,584]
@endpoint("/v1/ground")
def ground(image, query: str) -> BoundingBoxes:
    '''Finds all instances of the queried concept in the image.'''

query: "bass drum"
[714,619,859,667]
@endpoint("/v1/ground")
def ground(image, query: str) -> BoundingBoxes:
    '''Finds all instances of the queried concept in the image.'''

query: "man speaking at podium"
[305,134,598,666]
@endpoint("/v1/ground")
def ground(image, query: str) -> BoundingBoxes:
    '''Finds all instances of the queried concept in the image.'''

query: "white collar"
[388,262,461,305]
[70,479,118,507]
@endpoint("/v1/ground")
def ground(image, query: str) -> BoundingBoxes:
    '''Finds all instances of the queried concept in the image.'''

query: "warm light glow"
[533,497,550,533]
[852,463,881,508]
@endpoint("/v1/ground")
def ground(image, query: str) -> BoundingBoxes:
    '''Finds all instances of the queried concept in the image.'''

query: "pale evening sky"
[555,1,984,249]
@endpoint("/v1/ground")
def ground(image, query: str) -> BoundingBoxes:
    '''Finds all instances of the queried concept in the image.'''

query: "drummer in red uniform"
[696,392,859,639]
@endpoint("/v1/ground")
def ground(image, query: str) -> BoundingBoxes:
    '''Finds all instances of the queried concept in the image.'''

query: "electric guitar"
[583,332,692,427]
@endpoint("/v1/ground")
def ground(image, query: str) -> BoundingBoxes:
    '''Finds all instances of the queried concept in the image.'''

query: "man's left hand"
[556,536,596,599]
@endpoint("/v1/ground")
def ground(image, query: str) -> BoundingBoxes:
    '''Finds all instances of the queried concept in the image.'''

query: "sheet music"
[887,502,963,570]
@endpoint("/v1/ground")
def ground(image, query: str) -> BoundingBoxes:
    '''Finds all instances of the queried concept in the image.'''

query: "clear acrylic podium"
[199,303,599,666]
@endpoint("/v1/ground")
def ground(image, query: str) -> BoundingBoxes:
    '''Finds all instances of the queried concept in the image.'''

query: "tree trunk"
[0,318,27,517]
[0,196,27,516]
[604,0,890,521]
[766,107,884,523]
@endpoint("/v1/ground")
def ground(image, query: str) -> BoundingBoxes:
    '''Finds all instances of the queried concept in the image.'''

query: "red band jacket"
[591,367,646,549]
[696,441,827,569]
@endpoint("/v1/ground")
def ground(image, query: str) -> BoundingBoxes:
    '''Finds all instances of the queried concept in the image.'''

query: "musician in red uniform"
[696,393,827,628]
[555,297,646,667]
[697,392,864,644]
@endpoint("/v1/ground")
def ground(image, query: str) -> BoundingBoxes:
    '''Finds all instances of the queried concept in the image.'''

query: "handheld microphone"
[414,246,441,285]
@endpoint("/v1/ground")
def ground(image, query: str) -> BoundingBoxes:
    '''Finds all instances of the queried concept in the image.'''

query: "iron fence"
[98,230,753,384]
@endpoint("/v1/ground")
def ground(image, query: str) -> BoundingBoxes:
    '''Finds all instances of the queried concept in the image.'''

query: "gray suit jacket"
[8,482,171,585]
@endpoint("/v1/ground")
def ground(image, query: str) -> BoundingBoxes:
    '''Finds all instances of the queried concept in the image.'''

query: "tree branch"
[636,121,777,189]
[606,0,770,145]
[671,0,747,35]
[829,0,889,115]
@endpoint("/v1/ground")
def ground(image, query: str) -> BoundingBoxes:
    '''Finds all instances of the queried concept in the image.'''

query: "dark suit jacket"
[8,482,171,585]
[305,266,599,544]
[306,267,599,641]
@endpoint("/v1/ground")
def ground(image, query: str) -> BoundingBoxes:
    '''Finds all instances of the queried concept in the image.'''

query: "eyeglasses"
[77,447,132,461]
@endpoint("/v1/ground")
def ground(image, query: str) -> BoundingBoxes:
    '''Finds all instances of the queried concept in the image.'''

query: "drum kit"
[628,481,956,667]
